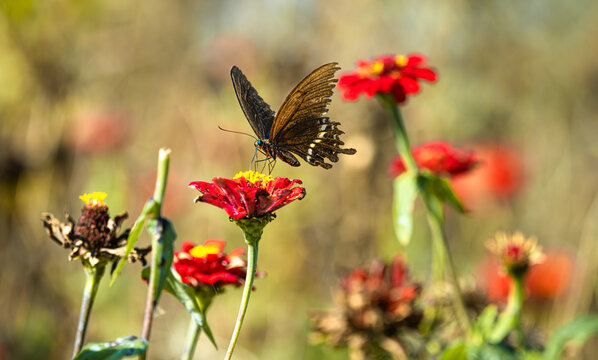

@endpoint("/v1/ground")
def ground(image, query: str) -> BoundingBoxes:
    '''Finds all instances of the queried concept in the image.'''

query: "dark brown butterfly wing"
[230,66,275,139]
[270,62,356,169]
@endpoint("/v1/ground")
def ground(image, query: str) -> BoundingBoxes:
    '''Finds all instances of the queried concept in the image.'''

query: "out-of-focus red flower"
[68,109,130,154]
[338,54,437,104]
[173,240,247,288]
[189,170,306,219]
[341,255,419,320]
[478,250,573,303]
[526,251,573,300]
[451,144,525,208]
[310,254,420,359]
[389,141,478,178]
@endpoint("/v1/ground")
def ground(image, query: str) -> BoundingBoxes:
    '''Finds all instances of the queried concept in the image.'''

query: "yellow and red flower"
[173,240,247,288]
[338,54,437,104]
[486,232,544,276]
[189,171,306,219]
[389,141,478,178]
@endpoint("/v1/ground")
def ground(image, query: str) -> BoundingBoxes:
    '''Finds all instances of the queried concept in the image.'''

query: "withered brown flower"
[42,192,150,268]
[310,254,422,360]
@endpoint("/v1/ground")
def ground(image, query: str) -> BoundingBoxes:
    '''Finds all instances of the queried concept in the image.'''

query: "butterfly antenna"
[218,125,258,141]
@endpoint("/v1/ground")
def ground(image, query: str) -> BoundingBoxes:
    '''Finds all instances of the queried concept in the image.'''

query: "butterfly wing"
[270,62,356,169]
[230,66,276,139]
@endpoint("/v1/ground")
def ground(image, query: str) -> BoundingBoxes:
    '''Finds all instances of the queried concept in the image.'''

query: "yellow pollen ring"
[234,170,273,186]
[79,192,107,206]
[370,61,384,75]
[395,55,407,67]
[189,245,221,258]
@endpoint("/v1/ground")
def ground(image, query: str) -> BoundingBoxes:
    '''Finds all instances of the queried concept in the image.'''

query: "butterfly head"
[254,140,264,148]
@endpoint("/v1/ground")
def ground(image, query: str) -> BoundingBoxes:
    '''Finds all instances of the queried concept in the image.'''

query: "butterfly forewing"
[270,62,356,169]
[230,66,276,139]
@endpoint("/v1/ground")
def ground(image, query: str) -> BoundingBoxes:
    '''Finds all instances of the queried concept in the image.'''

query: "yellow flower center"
[189,244,221,258]
[395,55,407,67]
[234,170,273,186]
[370,61,384,75]
[79,192,108,206]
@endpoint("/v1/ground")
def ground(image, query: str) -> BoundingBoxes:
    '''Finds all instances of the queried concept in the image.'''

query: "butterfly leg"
[267,157,277,174]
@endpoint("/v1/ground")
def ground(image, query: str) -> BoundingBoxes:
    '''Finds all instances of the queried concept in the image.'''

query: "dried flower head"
[310,255,421,359]
[42,192,150,267]
[486,232,544,276]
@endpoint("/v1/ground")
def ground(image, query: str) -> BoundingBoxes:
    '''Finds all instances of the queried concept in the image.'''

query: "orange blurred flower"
[451,143,525,209]
[478,250,573,303]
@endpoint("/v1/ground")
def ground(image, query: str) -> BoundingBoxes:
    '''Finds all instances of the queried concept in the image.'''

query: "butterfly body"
[231,63,356,170]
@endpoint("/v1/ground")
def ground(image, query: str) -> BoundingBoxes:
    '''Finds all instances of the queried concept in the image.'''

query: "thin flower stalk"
[181,319,201,360]
[377,93,417,173]
[489,273,525,345]
[140,148,172,360]
[225,237,259,360]
[73,263,106,357]
[423,193,471,333]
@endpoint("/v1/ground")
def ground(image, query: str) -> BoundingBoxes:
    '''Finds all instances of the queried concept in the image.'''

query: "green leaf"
[475,343,517,360]
[167,269,217,348]
[110,199,158,286]
[418,172,465,214]
[544,314,598,360]
[73,335,147,360]
[141,267,217,348]
[146,217,176,306]
[392,173,419,245]
[440,341,467,360]
[474,305,498,338]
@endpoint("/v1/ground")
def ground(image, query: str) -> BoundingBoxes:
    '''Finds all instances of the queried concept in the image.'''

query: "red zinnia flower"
[451,144,525,208]
[389,141,478,178]
[338,54,437,104]
[189,171,306,219]
[173,240,247,288]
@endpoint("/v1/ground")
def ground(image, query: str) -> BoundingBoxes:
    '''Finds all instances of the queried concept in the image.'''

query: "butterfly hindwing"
[230,66,276,139]
[270,63,356,169]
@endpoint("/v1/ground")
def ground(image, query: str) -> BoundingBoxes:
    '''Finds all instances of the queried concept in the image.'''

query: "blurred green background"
[1,0,598,359]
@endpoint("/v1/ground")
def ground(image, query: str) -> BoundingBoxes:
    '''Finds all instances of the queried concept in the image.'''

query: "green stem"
[377,94,417,172]
[72,264,105,358]
[489,274,525,344]
[181,318,201,360]
[225,241,259,360]
[140,148,171,360]
[151,148,171,216]
[423,194,471,334]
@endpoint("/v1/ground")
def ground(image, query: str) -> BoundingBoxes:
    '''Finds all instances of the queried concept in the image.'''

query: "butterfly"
[230,62,356,170]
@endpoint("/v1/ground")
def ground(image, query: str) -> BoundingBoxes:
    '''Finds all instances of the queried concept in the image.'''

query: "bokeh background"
[1,1,598,359]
